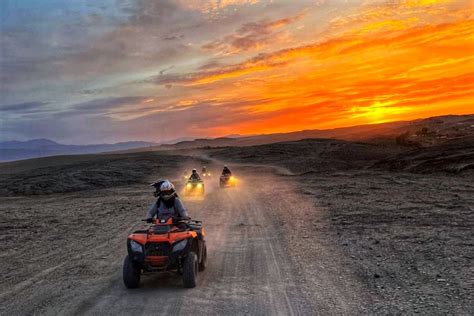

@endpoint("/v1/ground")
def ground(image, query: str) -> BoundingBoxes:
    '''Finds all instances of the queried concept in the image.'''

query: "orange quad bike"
[123,216,207,289]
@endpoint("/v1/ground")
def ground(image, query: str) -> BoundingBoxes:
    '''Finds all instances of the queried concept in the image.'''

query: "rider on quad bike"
[189,169,201,181]
[123,179,207,289]
[146,179,188,222]
[201,166,210,177]
[185,169,205,195]
[220,165,236,188]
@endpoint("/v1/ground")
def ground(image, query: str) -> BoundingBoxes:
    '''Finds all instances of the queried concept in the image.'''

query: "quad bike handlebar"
[141,216,199,224]
[187,179,203,183]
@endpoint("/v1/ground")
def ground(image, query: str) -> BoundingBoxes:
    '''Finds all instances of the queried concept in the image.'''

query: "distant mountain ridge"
[0,139,157,162]
[122,114,474,153]
[2,114,472,162]
[0,139,59,149]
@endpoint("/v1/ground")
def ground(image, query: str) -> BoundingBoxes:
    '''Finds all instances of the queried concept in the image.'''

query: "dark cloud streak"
[72,97,147,112]
[202,12,305,54]
[0,101,47,113]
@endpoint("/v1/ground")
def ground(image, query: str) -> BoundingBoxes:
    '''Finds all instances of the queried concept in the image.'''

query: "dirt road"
[1,162,368,315]
[75,166,363,315]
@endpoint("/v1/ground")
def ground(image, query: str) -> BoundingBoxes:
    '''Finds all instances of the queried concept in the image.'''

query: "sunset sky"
[1,0,473,144]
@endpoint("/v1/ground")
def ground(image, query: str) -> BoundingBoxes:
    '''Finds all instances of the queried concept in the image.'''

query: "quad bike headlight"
[172,239,188,252]
[186,183,192,188]
[130,240,143,253]
[197,183,203,189]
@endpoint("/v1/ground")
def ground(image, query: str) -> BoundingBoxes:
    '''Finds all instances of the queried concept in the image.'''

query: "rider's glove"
[146,218,153,223]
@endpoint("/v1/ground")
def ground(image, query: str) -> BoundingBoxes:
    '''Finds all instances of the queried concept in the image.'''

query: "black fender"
[127,239,145,264]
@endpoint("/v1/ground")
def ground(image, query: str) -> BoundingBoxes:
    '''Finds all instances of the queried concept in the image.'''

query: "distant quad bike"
[201,167,211,177]
[123,216,207,289]
[185,178,205,195]
[219,174,236,188]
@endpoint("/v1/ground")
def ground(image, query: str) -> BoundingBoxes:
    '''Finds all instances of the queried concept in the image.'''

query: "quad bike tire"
[123,255,141,289]
[183,252,198,288]
[199,243,207,271]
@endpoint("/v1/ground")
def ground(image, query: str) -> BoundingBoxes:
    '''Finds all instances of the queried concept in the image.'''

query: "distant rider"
[146,179,188,222]
[189,169,201,181]
[222,165,232,176]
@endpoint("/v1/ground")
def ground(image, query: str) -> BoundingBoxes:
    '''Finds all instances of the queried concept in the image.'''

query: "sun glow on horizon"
[350,101,411,124]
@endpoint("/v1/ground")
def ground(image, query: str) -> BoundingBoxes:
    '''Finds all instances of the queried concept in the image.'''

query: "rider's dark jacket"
[189,173,201,180]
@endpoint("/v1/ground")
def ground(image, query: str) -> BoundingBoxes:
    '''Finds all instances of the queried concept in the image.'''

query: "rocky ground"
[0,152,202,196]
[294,171,473,314]
[209,138,474,314]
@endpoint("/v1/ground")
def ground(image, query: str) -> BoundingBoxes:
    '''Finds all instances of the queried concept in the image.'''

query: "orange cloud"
[144,1,473,138]
[402,0,453,8]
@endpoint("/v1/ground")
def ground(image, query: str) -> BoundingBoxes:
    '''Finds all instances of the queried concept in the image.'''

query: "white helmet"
[160,180,176,201]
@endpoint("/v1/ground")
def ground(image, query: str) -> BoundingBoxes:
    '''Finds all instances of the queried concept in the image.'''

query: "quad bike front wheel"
[123,255,141,289]
[183,252,198,288]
